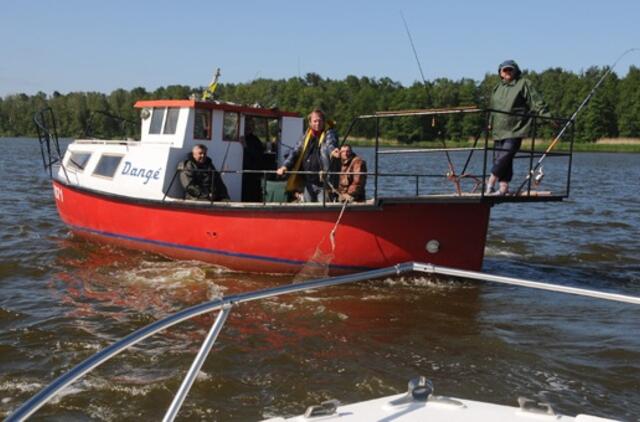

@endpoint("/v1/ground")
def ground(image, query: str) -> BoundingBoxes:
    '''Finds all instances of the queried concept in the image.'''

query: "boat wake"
[51,258,227,323]
[484,245,522,258]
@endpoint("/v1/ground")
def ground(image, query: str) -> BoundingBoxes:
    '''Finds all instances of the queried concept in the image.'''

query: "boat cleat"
[303,399,340,418]
[517,396,556,416]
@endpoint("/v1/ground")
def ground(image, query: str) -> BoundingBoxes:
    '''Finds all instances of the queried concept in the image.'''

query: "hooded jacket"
[490,61,551,140]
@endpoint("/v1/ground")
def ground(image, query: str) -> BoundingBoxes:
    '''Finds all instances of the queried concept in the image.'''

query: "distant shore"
[345,137,640,153]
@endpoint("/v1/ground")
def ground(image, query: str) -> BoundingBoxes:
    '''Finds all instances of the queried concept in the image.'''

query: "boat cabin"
[61,100,303,201]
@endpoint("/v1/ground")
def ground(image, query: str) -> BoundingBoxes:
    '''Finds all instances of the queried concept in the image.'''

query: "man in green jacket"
[487,60,551,195]
[179,144,230,201]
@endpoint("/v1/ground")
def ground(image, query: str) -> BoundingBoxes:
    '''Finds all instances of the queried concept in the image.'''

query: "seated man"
[337,144,367,202]
[179,144,230,201]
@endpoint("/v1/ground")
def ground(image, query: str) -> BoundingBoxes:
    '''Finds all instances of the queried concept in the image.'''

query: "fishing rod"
[516,48,639,194]
[401,11,426,85]
[401,11,462,195]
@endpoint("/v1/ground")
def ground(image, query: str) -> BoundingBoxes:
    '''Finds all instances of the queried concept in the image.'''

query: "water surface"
[0,138,638,420]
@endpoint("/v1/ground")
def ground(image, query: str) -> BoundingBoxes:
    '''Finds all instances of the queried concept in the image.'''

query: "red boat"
[36,100,572,275]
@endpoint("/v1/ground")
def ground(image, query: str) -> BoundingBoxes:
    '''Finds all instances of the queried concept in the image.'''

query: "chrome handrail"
[7,262,639,421]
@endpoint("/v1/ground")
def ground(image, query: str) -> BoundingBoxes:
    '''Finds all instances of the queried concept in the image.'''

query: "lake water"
[0,138,639,420]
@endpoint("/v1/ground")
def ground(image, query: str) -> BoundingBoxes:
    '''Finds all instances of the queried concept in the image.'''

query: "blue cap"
[499,60,518,72]
[498,60,521,77]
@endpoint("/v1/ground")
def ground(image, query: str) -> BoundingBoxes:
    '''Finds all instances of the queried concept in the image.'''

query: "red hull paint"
[52,181,491,274]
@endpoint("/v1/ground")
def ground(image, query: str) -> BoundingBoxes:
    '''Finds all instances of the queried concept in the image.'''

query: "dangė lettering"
[121,161,162,184]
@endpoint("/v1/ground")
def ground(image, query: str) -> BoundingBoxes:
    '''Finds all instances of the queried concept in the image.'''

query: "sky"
[1,0,639,97]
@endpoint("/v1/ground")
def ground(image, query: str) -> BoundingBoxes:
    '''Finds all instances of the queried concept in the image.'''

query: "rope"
[329,199,349,252]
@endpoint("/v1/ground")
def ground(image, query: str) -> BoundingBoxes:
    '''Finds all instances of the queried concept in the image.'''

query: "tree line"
[1,66,639,143]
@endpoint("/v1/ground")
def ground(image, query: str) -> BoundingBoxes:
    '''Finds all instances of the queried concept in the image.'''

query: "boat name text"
[121,161,162,184]
[53,185,64,202]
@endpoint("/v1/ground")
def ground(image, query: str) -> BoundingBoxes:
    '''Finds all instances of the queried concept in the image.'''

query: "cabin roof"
[134,99,301,118]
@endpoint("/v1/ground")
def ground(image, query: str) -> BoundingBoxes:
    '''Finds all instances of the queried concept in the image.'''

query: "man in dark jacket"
[179,144,229,201]
[241,117,266,202]
[276,108,339,202]
[487,60,551,195]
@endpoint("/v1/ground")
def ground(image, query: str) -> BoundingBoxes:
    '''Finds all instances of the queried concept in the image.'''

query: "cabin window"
[67,152,92,171]
[194,109,212,140]
[163,107,180,134]
[93,154,123,178]
[149,108,165,134]
[223,112,239,142]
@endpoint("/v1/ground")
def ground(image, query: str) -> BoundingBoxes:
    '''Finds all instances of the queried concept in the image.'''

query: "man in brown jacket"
[337,144,367,202]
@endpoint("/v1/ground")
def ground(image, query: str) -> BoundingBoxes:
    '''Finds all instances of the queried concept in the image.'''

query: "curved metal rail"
[7,262,640,421]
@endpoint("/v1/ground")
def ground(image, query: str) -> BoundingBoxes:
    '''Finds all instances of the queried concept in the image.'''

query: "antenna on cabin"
[202,68,221,101]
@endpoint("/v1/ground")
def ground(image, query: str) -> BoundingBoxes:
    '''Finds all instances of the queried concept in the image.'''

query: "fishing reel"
[534,166,544,186]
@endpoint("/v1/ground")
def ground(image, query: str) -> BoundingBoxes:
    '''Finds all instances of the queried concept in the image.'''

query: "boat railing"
[7,261,639,422]
[162,167,374,206]
[33,107,66,179]
[160,107,574,206]
[36,105,573,206]
[342,107,575,202]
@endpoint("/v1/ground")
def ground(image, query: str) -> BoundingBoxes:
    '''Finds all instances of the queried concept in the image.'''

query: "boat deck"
[164,190,564,208]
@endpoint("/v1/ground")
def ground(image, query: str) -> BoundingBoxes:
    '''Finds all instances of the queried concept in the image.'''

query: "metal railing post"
[209,168,215,205]
[527,118,537,196]
[566,122,575,197]
[163,169,180,202]
[481,111,490,198]
[262,171,267,205]
[163,305,232,422]
[374,117,379,201]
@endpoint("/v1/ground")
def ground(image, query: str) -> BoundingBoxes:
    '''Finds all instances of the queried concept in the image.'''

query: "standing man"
[276,108,339,202]
[179,144,230,201]
[487,60,551,196]
[337,144,367,202]
[241,117,266,202]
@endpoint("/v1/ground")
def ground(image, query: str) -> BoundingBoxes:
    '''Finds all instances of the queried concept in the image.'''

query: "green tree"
[617,66,640,137]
